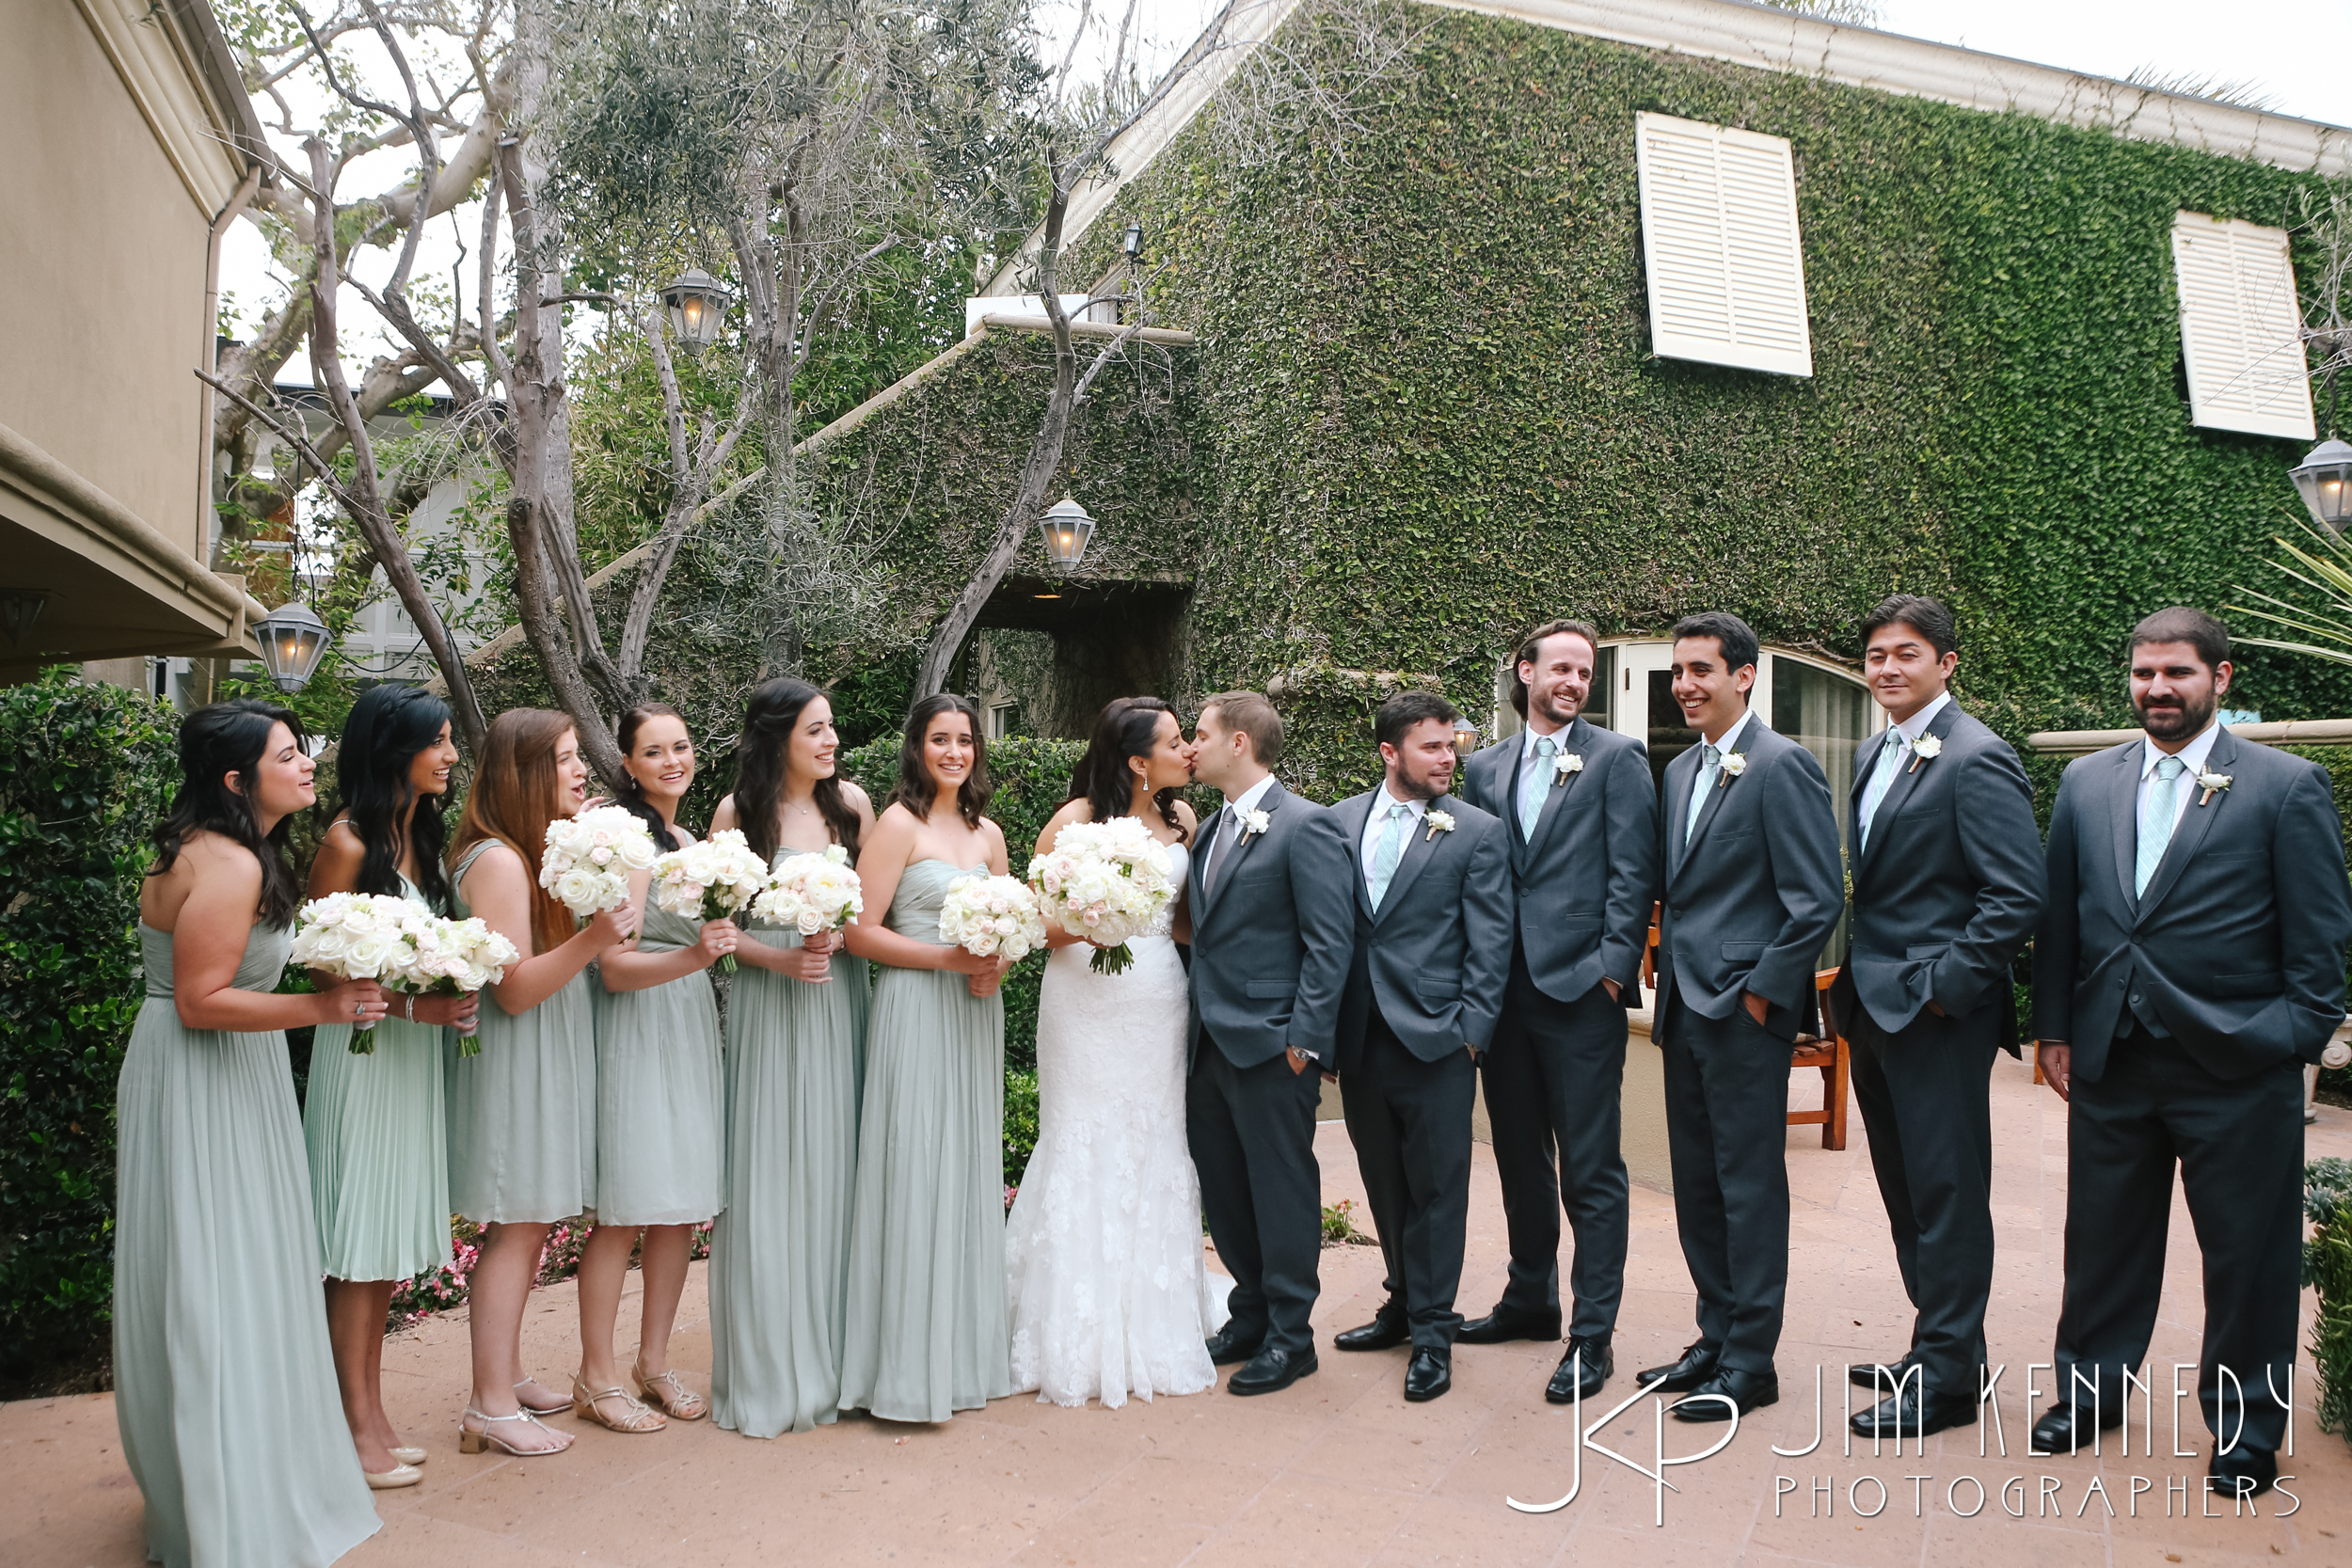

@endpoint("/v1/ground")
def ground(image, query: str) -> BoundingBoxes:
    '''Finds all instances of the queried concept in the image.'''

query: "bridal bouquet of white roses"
[540,806,659,919]
[937,872,1047,962]
[752,843,864,945]
[649,828,772,973]
[292,894,517,1054]
[1027,816,1176,975]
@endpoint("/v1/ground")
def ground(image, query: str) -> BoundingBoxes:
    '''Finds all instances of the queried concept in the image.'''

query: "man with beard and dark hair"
[2031,607,2352,1499]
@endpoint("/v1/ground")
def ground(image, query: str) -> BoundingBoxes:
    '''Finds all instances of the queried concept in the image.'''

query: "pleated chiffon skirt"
[708,932,869,1436]
[836,957,1011,1423]
[115,923,379,1568]
[443,969,596,1224]
[591,904,726,1227]
[304,1016,450,1280]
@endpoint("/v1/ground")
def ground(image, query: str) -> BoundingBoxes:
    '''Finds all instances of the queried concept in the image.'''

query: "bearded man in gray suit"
[1831,595,2045,1440]
[1453,620,1659,1405]
[1645,611,1844,1420]
[1185,690,1358,1397]
[1328,690,1514,1404]
[2031,608,2352,1499]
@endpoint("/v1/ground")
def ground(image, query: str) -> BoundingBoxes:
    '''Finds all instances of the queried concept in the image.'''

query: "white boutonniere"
[1906,734,1942,775]
[2195,768,2232,808]
[1424,809,1456,843]
[1717,752,1748,789]
[1239,806,1272,841]
[1555,752,1583,784]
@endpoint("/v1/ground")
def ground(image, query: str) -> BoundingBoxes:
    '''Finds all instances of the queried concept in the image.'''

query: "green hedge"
[836,734,1086,1073]
[0,673,178,1393]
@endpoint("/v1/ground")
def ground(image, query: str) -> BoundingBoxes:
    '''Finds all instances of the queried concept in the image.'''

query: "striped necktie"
[1684,744,1721,846]
[1369,803,1408,910]
[1520,736,1556,840]
[1857,728,1911,854]
[2135,755,2185,896]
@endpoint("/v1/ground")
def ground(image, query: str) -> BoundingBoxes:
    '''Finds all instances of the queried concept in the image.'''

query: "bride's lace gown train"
[1005,839,1231,1407]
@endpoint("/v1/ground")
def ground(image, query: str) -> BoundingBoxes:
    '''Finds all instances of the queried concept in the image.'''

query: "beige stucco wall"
[0,3,215,563]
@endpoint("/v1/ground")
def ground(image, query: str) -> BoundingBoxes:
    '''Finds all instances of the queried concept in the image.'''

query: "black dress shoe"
[1454,1306,1561,1346]
[1849,1353,1916,1390]
[1545,1338,1613,1404]
[1334,1313,1410,1353]
[1850,1384,1978,1439]
[1672,1367,1778,1422]
[1635,1341,1721,1393]
[2028,1400,2122,1454]
[2211,1442,2279,1499]
[1205,1326,1264,1367]
[1403,1348,1452,1402]
[1228,1345,1318,1396]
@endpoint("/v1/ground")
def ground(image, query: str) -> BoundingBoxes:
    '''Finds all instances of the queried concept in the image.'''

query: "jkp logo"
[1506,1370,1740,1527]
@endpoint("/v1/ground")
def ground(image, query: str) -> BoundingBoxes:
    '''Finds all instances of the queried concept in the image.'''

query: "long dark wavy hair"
[334,683,455,914]
[146,698,309,927]
[885,693,991,829]
[730,679,862,864]
[1068,696,1189,843]
[614,703,691,852]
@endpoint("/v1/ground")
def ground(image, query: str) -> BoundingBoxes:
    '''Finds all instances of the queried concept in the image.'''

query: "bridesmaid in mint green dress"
[707,678,877,1436]
[575,704,735,1433]
[839,694,1015,1422]
[300,683,479,1487]
[119,699,387,1563]
[445,709,639,1458]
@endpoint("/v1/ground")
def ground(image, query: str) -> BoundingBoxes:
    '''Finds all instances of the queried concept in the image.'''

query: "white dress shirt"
[2138,719,2223,836]
[1700,705,1755,758]
[1207,772,1279,870]
[1858,690,1952,830]
[1521,716,1571,762]
[1358,784,1429,892]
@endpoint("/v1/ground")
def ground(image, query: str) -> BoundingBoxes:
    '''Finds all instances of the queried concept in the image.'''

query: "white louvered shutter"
[2172,212,2316,441]
[1635,113,1814,378]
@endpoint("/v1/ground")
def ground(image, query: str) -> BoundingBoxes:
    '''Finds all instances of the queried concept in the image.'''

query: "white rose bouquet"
[650,828,772,972]
[292,894,516,1054]
[405,916,518,1057]
[539,805,659,920]
[752,843,865,946]
[937,873,1047,963]
[1027,816,1176,975]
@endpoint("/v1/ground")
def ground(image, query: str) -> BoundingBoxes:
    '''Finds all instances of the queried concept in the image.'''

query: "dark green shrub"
[838,734,1084,1073]
[0,672,179,1392]
[2307,1158,2352,1449]
[1003,1069,1040,1191]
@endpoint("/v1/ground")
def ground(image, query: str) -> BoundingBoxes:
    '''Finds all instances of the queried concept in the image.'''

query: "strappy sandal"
[632,1361,709,1421]
[571,1374,666,1433]
[457,1405,572,1456]
[513,1377,571,1415]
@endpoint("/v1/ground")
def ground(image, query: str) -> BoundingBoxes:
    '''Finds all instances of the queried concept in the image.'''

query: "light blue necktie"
[1520,736,1557,840]
[2135,755,2186,896]
[1684,744,1721,846]
[1369,802,1408,910]
[1857,729,1911,855]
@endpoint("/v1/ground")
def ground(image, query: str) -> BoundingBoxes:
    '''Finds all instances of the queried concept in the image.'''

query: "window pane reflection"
[1771,656,1871,968]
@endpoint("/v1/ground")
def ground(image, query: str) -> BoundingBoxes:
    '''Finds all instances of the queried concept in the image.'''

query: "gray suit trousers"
[1658,995,1789,1373]
[2054,1026,2304,1451]
[1341,1007,1476,1351]
[1846,1006,1997,1393]
[1188,1028,1325,1356]
[1481,955,1629,1339]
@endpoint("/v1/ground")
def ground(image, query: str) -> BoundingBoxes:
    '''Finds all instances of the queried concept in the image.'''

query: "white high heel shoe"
[364,1462,422,1490]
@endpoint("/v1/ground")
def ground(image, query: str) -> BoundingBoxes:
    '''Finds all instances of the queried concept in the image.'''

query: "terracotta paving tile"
[14,1073,2352,1565]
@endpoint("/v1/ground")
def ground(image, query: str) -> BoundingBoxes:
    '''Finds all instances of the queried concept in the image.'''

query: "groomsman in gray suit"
[1645,611,1844,1419]
[2032,608,2352,1497]
[1185,691,1358,1397]
[1454,620,1660,1405]
[1329,690,1515,1402]
[1831,595,2044,1439]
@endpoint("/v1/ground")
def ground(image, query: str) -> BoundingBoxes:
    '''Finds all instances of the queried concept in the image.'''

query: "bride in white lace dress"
[1006,698,1231,1406]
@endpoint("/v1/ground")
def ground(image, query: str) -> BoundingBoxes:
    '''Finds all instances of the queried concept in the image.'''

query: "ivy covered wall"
[1022,7,2349,793]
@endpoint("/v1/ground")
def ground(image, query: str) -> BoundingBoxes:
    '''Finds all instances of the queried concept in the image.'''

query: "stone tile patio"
[9,1053,2351,1567]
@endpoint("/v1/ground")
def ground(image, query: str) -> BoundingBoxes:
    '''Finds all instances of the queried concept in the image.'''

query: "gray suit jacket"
[1331,789,1516,1069]
[1654,715,1844,1040]
[2030,728,2352,1083]
[1831,701,2045,1044]
[1186,778,1359,1069]
[1457,718,1659,1006]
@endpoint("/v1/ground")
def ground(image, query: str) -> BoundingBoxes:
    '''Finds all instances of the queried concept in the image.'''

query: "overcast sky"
[222,0,2347,378]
